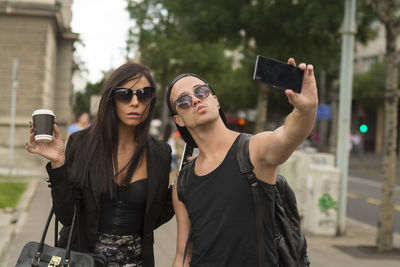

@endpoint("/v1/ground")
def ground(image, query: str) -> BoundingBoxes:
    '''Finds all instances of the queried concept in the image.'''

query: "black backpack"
[177,133,310,267]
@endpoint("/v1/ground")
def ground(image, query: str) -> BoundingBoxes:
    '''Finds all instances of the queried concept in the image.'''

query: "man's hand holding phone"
[253,55,318,113]
[253,55,304,93]
[285,57,318,114]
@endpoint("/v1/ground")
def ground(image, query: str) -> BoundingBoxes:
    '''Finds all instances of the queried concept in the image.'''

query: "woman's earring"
[217,104,220,109]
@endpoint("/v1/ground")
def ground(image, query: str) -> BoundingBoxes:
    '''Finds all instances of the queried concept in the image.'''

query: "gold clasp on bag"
[32,251,41,265]
[48,255,62,266]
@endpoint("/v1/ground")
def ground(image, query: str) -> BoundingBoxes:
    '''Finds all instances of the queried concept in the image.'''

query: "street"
[348,154,400,234]
[347,176,400,234]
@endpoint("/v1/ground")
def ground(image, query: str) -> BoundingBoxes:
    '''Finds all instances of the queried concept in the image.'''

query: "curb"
[14,178,40,235]
[0,177,40,263]
[0,165,45,177]
[16,178,40,211]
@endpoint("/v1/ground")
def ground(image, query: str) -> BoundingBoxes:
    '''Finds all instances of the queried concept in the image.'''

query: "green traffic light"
[360,124,368,133]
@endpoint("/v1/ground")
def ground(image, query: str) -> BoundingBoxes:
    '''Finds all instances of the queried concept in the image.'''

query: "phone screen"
[253,55,304,93]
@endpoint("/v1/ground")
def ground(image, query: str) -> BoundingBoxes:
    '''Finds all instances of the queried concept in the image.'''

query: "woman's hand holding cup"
[26,118,66,169]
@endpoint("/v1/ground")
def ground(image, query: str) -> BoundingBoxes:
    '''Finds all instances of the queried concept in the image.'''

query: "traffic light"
[359,124,368,133]
[358,116,368,133]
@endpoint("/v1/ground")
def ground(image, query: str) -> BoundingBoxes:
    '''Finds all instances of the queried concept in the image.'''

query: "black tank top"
[185,136,278,267]
[99,179,147,235]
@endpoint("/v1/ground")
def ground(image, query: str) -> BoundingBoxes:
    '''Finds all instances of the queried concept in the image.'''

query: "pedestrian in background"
[167,58,317,267]
[160,122,182,184]
[26,62,174,267]
[351,132,362,156]
[65,111,90,143]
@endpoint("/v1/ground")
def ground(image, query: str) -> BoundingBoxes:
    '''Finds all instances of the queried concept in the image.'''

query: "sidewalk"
[1,175,400,266]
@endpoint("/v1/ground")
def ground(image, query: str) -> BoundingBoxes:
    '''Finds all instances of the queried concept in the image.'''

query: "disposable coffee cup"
[32,109,55,143]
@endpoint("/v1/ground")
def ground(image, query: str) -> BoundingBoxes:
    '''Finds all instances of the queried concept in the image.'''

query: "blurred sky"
[71,0,132,84]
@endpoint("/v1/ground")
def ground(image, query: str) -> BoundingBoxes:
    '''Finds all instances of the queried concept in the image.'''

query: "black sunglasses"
[173,84,211,110]
[113,86,155,104]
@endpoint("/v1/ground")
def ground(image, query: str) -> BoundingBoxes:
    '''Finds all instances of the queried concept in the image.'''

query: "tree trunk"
[255,83,269,133]
[375,106,384,154]
[377,24,399,252]
[160,72,170,132]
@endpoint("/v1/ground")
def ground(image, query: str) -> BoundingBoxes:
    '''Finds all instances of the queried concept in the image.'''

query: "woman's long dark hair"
[67,62,157,197]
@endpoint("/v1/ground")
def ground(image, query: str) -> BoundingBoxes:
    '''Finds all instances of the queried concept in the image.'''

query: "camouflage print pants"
[94,232,142,267]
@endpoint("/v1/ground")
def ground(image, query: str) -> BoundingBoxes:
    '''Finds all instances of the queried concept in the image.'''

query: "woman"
[26,62,174,266]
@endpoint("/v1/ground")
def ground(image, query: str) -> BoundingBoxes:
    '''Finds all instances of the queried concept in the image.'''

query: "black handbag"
[15,204,107,267]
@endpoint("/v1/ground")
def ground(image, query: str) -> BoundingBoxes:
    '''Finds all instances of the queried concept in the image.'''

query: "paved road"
[347,153,400,234]
[347,175,400,234]
[349,153,400,185]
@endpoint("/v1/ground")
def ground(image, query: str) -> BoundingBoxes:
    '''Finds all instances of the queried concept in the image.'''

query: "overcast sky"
[71,0,132,84]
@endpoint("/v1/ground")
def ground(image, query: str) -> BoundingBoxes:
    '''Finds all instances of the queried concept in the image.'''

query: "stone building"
[0,0,77,167]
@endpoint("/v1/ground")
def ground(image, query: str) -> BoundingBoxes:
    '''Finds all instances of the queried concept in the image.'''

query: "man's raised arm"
[250,58,318,183]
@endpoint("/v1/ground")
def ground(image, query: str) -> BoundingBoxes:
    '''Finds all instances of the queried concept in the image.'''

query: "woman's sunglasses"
[113,86,155,104]
[174,84,211,110]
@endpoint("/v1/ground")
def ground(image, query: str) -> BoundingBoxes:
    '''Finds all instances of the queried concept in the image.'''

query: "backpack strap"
[176,159,195,203]
[236,133,258,186]
[236,133,266,267]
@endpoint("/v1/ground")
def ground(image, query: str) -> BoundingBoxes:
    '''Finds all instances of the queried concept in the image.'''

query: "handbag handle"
[55,215,59,247]
[32,204,77,266]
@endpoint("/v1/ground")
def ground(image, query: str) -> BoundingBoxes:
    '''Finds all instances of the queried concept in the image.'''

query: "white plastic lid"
[32,109,55,117]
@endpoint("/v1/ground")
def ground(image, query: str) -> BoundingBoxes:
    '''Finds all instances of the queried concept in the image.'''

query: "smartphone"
[253,55,304,93]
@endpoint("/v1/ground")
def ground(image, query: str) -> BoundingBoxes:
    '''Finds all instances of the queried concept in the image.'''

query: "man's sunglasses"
[113,86,155,104]
[173,84,211,110]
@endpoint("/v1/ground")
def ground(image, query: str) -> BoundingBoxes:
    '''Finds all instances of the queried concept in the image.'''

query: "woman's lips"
[126,112,141,119]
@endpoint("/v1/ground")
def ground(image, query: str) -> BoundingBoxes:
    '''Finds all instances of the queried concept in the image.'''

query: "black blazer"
[46,132,174,267]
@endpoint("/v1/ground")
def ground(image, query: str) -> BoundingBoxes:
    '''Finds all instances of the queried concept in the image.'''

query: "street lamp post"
[336,0,356,235]
[9,58,19,173]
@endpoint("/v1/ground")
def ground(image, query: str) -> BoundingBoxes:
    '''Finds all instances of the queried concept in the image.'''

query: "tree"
[353,60,385,110]
[126,0,256,126]
[126,0,376,137]
[160,0,376,132]
[371,0,400,252]
[73,79,104,114]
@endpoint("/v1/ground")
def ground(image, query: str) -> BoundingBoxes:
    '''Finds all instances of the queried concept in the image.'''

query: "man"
[166,58,318,267]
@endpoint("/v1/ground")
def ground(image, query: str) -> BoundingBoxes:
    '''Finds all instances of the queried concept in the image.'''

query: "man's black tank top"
[185,135,278,267]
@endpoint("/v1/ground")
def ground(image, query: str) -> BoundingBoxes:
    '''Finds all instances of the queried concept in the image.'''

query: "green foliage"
[125,0,378,114]
[0,182,27,209]
[73,79,104,114]
[353,59,400,110]
[356,2,378,44]
[167,0,375,70]
[126,0,257,113]
[353,61,385,110]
